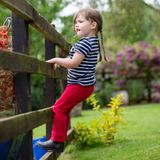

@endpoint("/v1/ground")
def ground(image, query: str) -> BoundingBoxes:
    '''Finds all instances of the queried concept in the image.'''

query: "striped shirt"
[67,37,99,86]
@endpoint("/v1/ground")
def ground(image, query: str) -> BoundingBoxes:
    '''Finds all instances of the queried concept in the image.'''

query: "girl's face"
[74,14,96,38]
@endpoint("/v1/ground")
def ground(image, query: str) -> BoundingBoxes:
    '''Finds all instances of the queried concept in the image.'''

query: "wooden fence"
[0,0,74,159]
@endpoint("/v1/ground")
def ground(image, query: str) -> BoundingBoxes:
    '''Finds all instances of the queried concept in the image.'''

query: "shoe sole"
[37,143,62,153]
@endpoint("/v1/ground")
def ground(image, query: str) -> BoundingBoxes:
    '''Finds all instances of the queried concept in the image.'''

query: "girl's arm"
[46,51,84,70]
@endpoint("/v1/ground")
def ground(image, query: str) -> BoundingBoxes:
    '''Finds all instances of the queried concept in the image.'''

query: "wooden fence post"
[45,24,56,140]
[12,12,32,160]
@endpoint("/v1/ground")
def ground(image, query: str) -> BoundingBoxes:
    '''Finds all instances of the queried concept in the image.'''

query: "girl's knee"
[53,106,58,113]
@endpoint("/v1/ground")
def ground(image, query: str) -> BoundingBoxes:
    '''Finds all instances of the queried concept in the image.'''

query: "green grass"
[57,103,160,160]
[0,109,15,118]
[33,103,160,159]
[33,124,46,139]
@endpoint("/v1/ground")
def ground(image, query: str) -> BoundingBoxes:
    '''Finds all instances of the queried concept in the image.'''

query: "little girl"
[38,8,108,153]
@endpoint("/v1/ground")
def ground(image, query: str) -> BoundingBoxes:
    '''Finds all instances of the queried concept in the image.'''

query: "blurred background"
[0,0,160,113]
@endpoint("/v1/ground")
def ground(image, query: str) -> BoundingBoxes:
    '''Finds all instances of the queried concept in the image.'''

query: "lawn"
[33,103,160,160]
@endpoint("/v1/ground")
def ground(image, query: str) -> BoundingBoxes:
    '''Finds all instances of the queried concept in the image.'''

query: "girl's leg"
[51,84,94,142]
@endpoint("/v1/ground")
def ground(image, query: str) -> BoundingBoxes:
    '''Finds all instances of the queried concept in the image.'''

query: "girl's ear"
[91,21,97,30]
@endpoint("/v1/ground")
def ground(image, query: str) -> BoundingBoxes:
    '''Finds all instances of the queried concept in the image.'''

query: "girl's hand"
[46,59,55,63]
[52,63,58,70]
[46,58,58,70]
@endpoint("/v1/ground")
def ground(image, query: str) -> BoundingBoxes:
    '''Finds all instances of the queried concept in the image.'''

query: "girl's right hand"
[46,58,58,70]
[52,63,58,70]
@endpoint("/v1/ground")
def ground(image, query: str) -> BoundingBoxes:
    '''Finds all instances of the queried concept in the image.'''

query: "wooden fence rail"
[0,0,74,160]
[0,106,53,144]
[0,49,67,80]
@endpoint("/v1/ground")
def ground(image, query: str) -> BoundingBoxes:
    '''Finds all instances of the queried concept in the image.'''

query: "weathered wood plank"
[32,9,70,54]
[0,0,70,54]
[40,128,75,160]
[0,107,53,143]
[12,12,33,160]
[0,49,67,80]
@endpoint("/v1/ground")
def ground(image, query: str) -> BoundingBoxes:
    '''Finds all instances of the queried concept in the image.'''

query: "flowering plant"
[114,41,160,79]
[96,41,160,103]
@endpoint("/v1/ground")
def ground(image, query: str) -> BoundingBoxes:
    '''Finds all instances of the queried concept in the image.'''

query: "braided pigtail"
[100,30,109,62]
[73,8,109,62]
[98,39,102,62]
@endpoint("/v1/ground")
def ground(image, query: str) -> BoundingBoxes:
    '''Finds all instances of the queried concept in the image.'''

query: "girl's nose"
[75,23,79,27]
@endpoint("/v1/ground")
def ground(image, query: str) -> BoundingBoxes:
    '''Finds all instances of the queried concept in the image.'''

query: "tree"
[27,0,71,59]
[104,0,150,43]
[0,5,11,26]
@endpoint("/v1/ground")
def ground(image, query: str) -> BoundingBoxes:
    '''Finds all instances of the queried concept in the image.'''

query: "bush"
[92,79,117,109]
[153,81,160,102]
[0,106,15,118]
[74,93,126,146]
[96,41,160,104]
[127,80,145,104]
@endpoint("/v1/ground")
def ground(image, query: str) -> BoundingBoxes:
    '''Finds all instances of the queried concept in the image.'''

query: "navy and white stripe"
[67,37,99,86]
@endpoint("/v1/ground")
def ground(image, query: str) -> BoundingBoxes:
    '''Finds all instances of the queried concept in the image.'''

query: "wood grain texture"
[0,49,67,80]
[0,106,53,143]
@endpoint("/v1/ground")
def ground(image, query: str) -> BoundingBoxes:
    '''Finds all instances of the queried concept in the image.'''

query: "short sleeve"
[74,39,92,57]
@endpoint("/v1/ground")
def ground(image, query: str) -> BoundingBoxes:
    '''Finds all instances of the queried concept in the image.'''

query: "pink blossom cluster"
[96,41,160,89]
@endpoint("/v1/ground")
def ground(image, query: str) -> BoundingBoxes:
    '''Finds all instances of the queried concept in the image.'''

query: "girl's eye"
[75,20,83,25]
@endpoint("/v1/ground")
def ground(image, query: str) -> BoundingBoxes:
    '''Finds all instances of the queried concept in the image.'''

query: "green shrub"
[74,93,126,146]
[127,80,145,104]
[0,108,15,118]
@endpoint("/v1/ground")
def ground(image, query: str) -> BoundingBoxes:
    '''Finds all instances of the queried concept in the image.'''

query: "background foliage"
[0,0,160,109]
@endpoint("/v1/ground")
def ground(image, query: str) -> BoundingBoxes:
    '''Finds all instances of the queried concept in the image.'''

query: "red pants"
[50,84,94,142]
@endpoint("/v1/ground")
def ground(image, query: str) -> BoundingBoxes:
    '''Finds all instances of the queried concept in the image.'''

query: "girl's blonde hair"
[73,8,109,62]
